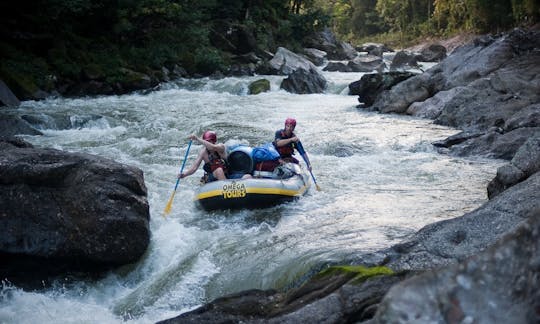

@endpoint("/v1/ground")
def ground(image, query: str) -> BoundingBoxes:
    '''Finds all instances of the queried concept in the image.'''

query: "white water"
[0,70,501,323]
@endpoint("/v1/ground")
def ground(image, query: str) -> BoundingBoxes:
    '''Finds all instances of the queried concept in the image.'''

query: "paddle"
[295,141,321,191]
[163,140,192,216]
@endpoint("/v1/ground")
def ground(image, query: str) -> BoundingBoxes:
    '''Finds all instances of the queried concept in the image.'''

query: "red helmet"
[202,130,217,143]
[285,118,296,127]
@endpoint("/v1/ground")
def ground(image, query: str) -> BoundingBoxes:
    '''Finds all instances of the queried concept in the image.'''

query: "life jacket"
[276,130,295,157]
[204,150,228,174]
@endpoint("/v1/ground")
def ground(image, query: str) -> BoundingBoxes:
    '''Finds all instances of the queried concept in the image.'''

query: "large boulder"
[264,47,318,75]
[374,209,540,323]
[487,134,540,198]
[280,68,327,94]
[303,28,357,60]
[0,115,43,137]
[0,138,150,285]
[348,72,418,107]
[0,79,20,107]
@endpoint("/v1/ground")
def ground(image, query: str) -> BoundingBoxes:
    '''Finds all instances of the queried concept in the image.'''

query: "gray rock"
[267,47,318,75]
[0,138,150,285]
[0,79,20,107]
[488,133,540,198]
[0,115,42,137]
[280,68,327,94]
[374,209,540,324]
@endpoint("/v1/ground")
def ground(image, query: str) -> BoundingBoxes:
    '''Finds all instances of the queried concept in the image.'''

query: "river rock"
[249,79,271,95]
[487,134,540,198]
[389,51,420,71]
[303,28,357,60]
[0,137,150,285]
[374,208,540,323]
[303,48,327,66]
[0,79,20,107]
[265,47,318,75]
[348,72,419,106]
[158,267,411,323]
[415,43,447,62]
[280,68,327,94]
[0,115,43,137]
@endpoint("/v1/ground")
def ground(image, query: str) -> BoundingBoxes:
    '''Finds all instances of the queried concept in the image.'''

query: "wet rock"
[265,47,318,75]
[0,115,42,137]
[348,72,417,107]
[0,79,20,107]
[249,79,271,95]
[0,138,150,285]
[303,48,327,66]
[280,68,327,94]
[159,266,409,323]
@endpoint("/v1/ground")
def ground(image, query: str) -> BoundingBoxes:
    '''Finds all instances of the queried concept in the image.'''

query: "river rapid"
[0,71,501,323]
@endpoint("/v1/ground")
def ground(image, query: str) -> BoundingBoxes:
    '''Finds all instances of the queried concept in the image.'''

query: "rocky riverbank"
[158,27,540,323]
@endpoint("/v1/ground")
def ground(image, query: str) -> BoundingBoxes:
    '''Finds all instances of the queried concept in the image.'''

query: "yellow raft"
[195,146,311,211]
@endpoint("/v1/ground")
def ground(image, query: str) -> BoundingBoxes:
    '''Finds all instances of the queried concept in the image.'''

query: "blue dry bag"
[252,143,280,163]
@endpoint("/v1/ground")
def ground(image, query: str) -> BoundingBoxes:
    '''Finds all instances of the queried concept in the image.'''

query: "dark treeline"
[0,0,538,100]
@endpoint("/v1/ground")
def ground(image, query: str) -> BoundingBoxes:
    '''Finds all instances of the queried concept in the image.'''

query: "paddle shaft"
[163,140,192,215]
[295,141,320,190]
[174,140,192,190]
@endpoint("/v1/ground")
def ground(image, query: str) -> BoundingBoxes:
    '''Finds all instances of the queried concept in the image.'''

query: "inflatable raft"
[195,145,311,211]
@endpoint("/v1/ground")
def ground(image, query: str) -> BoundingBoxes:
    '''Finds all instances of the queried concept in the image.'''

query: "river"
[0,70,501,323]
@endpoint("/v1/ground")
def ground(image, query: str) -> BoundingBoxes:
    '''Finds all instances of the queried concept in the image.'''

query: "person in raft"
[273,117,312,171]
[178,130,228,182]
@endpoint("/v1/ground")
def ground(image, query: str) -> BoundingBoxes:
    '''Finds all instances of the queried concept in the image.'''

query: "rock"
[159,266,407,323]
[266,47,318,75]
[357,43,393,57]
[0,138,150,285]
[347,55,385,73]
[432,130,484,148]
[487,134,540,198]
[303,48,327,66]
[280,68,327,94]
[303,28,357,60]
[374,209,540,323]
[0,79,20,107]
[415,44,447,62]
[323,62,352,72]
[348,72,417,107]
[0,115,42,137]
[389,51,420,71]
[448,127,540,160]
[248,79,271,95]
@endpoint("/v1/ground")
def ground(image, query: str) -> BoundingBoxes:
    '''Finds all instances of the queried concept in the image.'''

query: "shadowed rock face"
[0,137,150,285]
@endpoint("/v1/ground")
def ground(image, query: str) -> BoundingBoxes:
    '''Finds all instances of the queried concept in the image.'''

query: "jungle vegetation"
[0,0,538,99]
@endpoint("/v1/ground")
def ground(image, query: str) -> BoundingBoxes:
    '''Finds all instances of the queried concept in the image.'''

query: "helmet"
[285,118,296,127]
[202,130,217,143]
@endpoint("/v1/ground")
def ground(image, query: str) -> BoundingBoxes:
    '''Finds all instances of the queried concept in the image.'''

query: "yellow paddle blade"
[315,184,321,191]
[163,191,176,216]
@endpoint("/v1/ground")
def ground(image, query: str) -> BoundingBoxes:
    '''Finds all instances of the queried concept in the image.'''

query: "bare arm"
[275,136,298,147]
[190,134,226,157]
[179,149,204,178]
